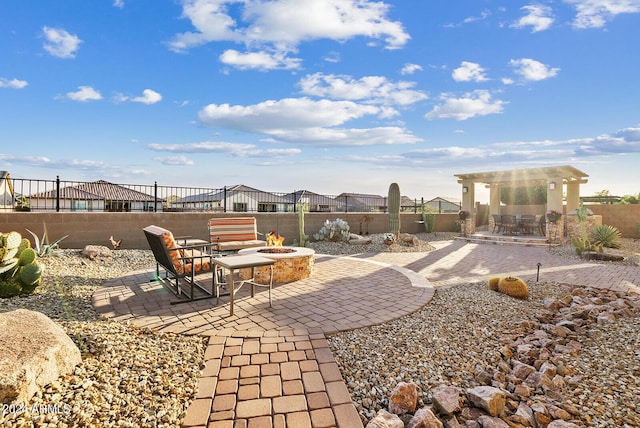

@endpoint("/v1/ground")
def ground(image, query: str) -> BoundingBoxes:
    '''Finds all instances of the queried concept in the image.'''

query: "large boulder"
[0,309,81,404]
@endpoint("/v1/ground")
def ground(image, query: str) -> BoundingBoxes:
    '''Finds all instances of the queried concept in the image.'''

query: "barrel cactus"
[487,276,500,291]
[497,276,529,300]
[388,182,401,238]
[0,231,44,297]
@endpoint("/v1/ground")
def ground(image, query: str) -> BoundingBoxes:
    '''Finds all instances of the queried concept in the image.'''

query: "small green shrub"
[589,224,622,249]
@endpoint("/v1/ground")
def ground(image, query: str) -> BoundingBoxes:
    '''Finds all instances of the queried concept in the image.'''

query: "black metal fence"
[1,176,458,214]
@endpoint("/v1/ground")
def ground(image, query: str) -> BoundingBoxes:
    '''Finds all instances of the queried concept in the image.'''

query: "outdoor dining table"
[213,254,276,316]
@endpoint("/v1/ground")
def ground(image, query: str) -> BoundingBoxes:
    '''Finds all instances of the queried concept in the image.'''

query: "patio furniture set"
[143,217,278,316]
[492,214,544,236]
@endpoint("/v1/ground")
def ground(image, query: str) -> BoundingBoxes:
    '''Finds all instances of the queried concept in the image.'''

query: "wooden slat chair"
[208,217,267,253]
[143,225,218,302]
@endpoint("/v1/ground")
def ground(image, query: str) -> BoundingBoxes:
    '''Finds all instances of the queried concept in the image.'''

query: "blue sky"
[1,0,639,202]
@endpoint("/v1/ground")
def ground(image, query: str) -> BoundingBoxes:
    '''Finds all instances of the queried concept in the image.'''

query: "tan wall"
[588,204,640,238]
[0,212,461,250]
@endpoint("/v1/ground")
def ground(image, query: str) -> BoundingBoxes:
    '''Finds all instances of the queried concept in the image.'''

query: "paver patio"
[92,240,639,427]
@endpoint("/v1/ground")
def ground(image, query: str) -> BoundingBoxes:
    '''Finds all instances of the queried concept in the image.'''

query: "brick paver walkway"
[92,241,639,427]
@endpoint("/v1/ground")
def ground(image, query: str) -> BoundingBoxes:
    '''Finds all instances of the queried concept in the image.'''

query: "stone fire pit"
[237,246,315,284]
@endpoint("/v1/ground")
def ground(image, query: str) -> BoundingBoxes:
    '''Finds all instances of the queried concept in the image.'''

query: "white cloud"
[463,9,492,24]
[155,156,195,166]
[509,58,559,81]
[564,0,640,29]
[148,141,256,153]
[113,0,125,8]
[402,125,640,167]
[147,141,302,158]
[131,89,163,104]
[198,97,421,146]
[401,63,423,75]
[64,86,103,102]
[219,49,301,70]
[270,126,422,146]
[452,61,489,82]
[169,0,410,69]
[297,73,427,106]
[511,5,554,32]
[42,26,82,58]
[199,97,380,132]
[0,77,28,89]
[425,90,506,121]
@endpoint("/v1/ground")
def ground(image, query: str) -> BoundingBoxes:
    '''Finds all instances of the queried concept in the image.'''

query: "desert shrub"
[589,224,622,249]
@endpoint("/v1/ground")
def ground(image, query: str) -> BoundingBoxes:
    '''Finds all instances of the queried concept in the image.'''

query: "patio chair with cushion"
[208,217,267,252]
[143,225,219,302]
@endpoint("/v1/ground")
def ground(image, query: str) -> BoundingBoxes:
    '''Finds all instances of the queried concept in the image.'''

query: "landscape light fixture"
[549,182,556,190]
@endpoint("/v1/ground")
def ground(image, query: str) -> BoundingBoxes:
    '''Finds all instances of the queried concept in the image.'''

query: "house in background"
[0,171,14,212]
[424,196,461,213]
[174,184,293,212]
[284,190,343,212]
[27,180,163,212]
[336,192,388,212]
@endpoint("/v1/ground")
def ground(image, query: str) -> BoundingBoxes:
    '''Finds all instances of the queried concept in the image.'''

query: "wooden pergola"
[454,165,589,235]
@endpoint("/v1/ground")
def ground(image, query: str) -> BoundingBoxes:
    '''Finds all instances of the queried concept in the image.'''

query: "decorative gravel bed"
[0,250,207,428]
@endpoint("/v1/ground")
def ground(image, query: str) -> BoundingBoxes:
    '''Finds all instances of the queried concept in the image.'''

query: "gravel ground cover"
[0,250,207,427]
[0,234,638,427]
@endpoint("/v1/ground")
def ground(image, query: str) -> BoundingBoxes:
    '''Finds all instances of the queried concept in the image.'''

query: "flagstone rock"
[82,245,112,260]
[366,409,404,428]
[431,385,462,416]
[477,415,509,428]
[407,406,443,428]
[467,386,505,417]
[389,381,419,415]
[0,309,81,404]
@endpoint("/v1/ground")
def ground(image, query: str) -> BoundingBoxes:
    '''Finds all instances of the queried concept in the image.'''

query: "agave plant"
[25,226,69,257]
[589,224,622,249]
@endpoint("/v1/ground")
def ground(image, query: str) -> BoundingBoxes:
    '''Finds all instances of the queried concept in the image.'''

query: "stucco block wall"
[0,212,460,250]
[588,205,640,238]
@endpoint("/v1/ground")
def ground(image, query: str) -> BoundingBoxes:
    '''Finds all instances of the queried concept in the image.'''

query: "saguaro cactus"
[388,182,401,237]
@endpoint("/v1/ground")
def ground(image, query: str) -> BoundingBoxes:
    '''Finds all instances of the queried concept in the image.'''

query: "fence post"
[223,186,227,213]
[55,175,60,212]
[154,181,158,212]
[293,191,297,213]
[344,195,348,213]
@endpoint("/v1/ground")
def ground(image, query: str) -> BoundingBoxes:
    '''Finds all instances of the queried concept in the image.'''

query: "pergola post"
[461,182,476,234]
[546,178,564,242]
[566,182,580,212]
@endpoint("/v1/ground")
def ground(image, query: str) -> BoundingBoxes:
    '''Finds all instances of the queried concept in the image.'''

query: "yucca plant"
[589,224,622,249]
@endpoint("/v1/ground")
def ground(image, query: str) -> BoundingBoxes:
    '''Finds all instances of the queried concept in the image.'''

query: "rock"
[407,406,444,428]
[458,407,486,424]
[82,245,113,260]
[366,409,405,428]
[510,403,535,427]
[399,233,420,246]
[477,415,509,427]
[389,381,419,414]
[547,421,581,427]
[432,385,462,415]
[349,233,373,245]
[511,361,536,380]
[467,386,506,417]
[0,309,81,404]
